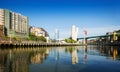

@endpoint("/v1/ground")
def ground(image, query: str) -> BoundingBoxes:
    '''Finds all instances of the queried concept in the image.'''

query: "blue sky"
[0,0,120,39]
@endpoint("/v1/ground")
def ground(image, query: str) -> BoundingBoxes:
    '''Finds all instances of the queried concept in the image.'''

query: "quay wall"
[0,43,83,48]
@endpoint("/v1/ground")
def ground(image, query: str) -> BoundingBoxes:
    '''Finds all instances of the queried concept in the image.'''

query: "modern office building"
[71,25,79,41]
[0,9,29,38]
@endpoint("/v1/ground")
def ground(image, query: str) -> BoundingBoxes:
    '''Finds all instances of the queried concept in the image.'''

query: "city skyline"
[0,0,120,39]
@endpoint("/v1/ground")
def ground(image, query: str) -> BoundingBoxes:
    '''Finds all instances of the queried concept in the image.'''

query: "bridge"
[77,34,112,40]
[77,32,120,46]
[77,32,120,40]
[78,32,120,40]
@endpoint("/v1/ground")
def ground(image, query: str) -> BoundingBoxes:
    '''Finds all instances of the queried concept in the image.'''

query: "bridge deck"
[78,34,112,39]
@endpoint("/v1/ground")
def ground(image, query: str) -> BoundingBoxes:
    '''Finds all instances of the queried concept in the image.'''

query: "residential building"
[30,26,50,42]
[30,26,49,37]
[0,9,29,38]
[0,9,4,37]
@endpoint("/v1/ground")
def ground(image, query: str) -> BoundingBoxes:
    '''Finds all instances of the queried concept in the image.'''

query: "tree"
[37,36,46,42]
[65,38,77,43]
[29,34,37,41]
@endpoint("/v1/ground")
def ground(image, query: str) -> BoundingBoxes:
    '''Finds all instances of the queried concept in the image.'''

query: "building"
[0,9,29,38]
[35,27,46,37]
[106,30,120,43]
[71,25,79,41]
[30,26,50,42]
[0,9,4,38]
[0,25,4,37]
[30,26,49,37]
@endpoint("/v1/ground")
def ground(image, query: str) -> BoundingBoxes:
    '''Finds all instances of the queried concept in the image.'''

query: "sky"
[0,0,120,39]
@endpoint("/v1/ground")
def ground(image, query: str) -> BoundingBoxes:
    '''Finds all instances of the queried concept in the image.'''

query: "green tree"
[37,36,46,42]
[29,34,37,41]
[65,38,77,43]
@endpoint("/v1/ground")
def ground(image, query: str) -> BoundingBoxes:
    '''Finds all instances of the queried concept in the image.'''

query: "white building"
[71,25,79,41]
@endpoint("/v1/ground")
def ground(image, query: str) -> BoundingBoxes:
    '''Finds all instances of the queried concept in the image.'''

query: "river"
[0,45,120,72]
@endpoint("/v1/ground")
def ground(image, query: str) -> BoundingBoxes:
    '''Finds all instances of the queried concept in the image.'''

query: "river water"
[0,45,120,72]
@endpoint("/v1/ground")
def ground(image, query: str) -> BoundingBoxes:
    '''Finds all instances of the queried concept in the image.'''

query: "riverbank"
[1,42,120,48]
[0,43,84,48]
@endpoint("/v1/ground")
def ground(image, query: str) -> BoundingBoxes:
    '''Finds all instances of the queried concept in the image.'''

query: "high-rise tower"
[71,25,79,41]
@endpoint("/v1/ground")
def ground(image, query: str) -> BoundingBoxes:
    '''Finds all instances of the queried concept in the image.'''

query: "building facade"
[30,26,49,37]
[71,25,79,41]
[30,26,50,42]
[0,9,29,38]
[0,9,4,37]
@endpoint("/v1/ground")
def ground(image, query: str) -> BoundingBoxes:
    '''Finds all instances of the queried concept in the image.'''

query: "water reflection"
[99,46,120,60]
[65,47,79,64]
[83,46,87,64]
[54,48,59,61]
[65,46,88,64]
[30,48,49,64]
[0,47,49,72]
[71,47,78,64]
[0,46,120,72]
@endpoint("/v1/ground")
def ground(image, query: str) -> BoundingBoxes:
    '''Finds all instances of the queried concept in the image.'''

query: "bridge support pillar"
[84,38,87,45]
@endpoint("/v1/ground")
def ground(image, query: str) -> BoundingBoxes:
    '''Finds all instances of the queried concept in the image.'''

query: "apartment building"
[0,9,29,38]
